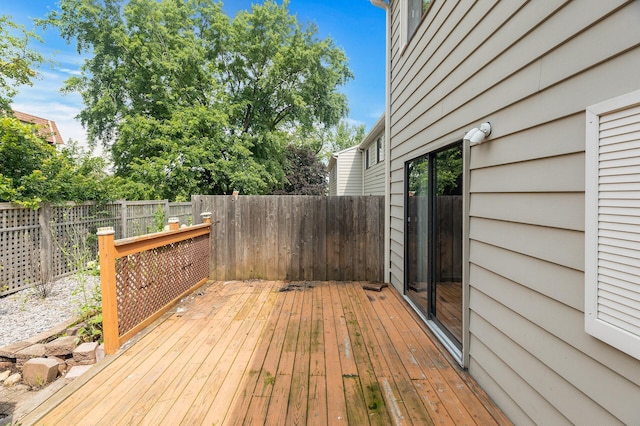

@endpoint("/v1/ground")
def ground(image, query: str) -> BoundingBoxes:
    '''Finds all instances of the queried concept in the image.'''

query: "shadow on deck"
[23,281,510,425]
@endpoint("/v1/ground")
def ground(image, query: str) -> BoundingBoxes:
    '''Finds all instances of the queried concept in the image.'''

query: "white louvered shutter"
[585,90,640,360]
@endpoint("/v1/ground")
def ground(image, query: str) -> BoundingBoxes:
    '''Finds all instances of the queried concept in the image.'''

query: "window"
[366,145,377,169]
[407,0,433,41]
[585,89,640,360]
[377,135,385,163]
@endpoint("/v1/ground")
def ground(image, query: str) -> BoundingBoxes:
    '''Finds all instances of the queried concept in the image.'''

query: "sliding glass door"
[406,142,463,351]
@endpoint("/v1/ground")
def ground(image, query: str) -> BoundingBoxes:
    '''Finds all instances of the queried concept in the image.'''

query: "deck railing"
[97,214,211,354]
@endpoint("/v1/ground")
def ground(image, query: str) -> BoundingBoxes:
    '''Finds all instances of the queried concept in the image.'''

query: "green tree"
[274,145,327,195]
[42,0,352,198]
[0,116,119,207]
[0,15,44,111]
[323,120,365,161]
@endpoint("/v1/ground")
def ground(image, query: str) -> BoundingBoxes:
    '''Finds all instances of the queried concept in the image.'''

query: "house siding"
[364,161,385,195]
[387,0,640,424]
[329,147,363,196]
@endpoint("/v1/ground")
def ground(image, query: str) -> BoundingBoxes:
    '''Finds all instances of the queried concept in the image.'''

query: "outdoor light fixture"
[463,122,492,146]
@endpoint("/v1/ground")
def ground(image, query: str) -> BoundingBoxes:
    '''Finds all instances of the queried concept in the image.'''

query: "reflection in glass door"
[406,143,463,351]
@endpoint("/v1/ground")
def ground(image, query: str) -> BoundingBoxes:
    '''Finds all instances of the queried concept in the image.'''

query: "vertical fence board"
[313,196,327,281]
[195,195,383,282]
[264,196,278,280]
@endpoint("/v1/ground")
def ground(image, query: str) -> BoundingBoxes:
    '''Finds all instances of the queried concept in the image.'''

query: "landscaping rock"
[44,336,77,357]
[0,370,10,382]
[65,365,92,382]
[16,344,46,367]
[0,361,13,371]
[3,373,21,387]
[65,358,95,368]
[65,323,85,336]
[22,358,59,387]
[0,340,32,358]
[73,342,98,363]
[49,356,68,375]
[96,344,105,363]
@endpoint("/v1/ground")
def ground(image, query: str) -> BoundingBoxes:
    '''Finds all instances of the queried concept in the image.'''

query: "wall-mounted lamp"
[463,122,492,146]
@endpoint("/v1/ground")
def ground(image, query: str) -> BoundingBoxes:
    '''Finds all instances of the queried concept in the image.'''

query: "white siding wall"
[387,0,640,424]
[336,147,363,196]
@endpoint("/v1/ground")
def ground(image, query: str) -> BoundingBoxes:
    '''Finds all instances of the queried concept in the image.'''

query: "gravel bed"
[0,276,99,348]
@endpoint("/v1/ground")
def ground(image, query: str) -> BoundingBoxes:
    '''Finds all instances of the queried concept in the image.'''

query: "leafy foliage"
[42,0,353,198]
[0,15,44,112]
[0,116,121,207]
[274,145,327,195]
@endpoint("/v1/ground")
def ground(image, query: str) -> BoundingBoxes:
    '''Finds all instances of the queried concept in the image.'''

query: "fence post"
[38,203,52,283]
[120,200,128,239]
[98,226,119,354]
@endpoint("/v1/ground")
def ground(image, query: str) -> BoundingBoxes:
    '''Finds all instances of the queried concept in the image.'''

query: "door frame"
[403,139,470,368]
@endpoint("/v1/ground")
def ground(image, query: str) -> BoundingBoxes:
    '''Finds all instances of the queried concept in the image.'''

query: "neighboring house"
[327,115,386,196]
[12,110,64,145]
[327,145,362,196]
[372,0,640,424]
[359,115,386,196]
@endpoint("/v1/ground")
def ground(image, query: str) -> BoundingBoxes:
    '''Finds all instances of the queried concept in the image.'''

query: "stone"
[44,336,77,357]
[96,344,105,363]
[73,342,98,363]
[0,361,13,371]
[0,340,32,358]
[49,356,68,375]
[65,323,85,336]
[0,370,10,382]
[15,344,46,367]
[22,358,59,387]
[65,365,92,382]
[65,359,95,369]
[3,373,21,387]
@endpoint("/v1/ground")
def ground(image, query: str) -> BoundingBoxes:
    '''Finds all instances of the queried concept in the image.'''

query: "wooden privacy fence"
[97,218,211,354]
[192,195,384,282]
[0,200,193,297]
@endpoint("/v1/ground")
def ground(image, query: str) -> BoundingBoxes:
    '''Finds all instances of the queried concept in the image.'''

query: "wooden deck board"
[30,281,511,426]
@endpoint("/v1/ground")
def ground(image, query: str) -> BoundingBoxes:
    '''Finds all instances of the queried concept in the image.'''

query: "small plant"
[153,205,167,232]
[32,374,46,389]
[76,312,103,344]
[263,371,275,386]
[24,231,54,299]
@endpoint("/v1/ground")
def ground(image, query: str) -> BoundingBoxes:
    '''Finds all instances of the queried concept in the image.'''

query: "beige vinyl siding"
[364,161,385,195]
[387,0,640,423]
[328,163,337,196]
[331,147,363,196]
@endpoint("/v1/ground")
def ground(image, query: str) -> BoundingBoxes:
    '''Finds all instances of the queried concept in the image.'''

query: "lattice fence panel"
[114,234,209,337]
[168,202,193,226]
[50,204,121,278]
[0,206,41,294]
[125,202,167,238]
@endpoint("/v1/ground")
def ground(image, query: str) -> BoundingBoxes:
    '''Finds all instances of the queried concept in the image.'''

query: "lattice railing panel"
[114,234,209,337]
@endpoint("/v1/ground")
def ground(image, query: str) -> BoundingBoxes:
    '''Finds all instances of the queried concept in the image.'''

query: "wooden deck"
[28,281,510,425]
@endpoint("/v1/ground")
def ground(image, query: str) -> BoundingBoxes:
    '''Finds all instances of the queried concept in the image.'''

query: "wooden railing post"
[98,226,119,354]
[168,217,180,231]
[200,211,212,225]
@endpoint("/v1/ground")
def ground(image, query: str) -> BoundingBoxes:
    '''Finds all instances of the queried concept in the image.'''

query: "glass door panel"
[405,143,463,351]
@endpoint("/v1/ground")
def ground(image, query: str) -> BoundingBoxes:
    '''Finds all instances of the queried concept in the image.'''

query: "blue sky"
[0,0,386,151]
